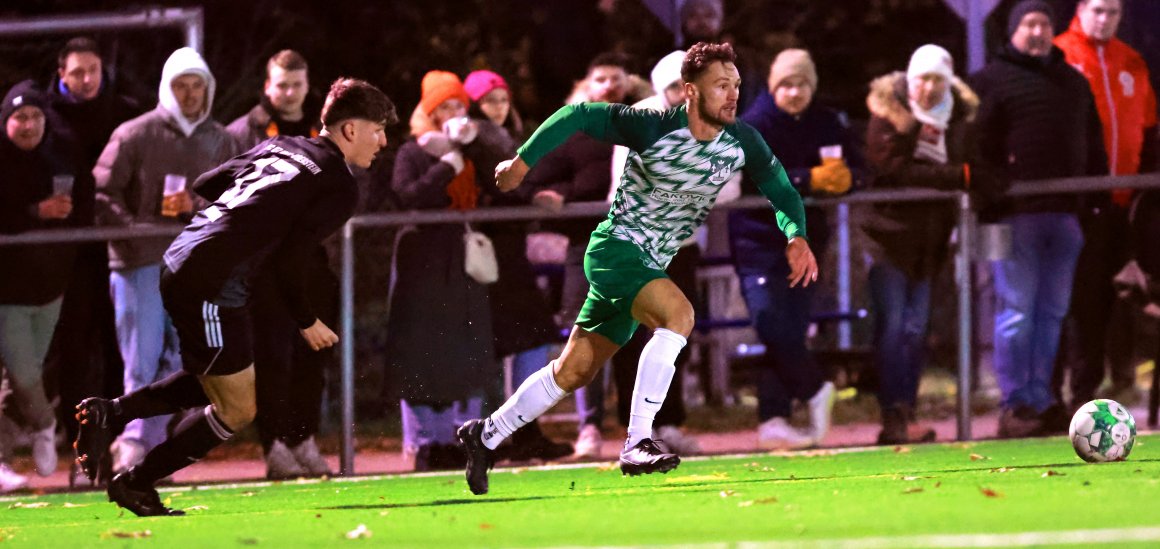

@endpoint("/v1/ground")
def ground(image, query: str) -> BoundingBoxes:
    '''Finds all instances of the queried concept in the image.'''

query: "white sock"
[626,328,686,448]
[481,362,568,450]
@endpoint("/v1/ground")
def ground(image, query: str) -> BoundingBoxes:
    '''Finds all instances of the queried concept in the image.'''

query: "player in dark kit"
[73,78,396,517]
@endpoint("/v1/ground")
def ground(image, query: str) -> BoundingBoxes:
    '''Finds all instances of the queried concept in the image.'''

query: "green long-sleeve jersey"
[518,102,807,270]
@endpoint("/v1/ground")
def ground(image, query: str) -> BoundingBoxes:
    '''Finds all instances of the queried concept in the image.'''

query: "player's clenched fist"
[495,155,530,192]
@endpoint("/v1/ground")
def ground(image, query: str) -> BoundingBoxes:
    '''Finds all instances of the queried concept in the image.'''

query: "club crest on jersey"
[708,156,732,183]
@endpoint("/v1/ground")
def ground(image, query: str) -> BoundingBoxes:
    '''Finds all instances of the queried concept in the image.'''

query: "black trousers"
[45,244,124,444]
[251,260,337,450]
[1054,204,1134,405]
[610,245,701,428]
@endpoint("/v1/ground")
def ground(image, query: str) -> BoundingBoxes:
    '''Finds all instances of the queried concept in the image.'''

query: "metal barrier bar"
[0,7,205,52]
[4,174,1159,474]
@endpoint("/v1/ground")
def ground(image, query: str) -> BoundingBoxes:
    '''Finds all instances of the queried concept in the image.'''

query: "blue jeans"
[868,259,932,411]
[400,397,482,453]
[738,267,823,421]
[111,264,183,451]
[0,297,63,431]
[992,213,1084,413]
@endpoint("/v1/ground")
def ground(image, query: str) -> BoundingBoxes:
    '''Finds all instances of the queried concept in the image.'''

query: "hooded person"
[0,80,93,484]
[93,47,240,475]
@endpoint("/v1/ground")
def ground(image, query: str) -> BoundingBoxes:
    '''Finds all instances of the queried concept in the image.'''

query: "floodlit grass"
[2,434,1158,547]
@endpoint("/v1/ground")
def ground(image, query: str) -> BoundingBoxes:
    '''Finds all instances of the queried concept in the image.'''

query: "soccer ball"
[1069,399,1136,463]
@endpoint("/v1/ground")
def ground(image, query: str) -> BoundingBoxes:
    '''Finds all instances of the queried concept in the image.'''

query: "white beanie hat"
[907,44,954,84]
[651,50,686,97]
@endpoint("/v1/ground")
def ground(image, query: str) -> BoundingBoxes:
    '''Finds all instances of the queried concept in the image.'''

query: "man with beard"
[457,43,817,495]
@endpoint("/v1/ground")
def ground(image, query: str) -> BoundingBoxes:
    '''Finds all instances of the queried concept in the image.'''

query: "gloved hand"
[418,131,454,157]
[809,157,852,195]
[443,116,478,145]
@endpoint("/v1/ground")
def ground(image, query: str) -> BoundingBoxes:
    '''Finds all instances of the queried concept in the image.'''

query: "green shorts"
[576,231,668,346]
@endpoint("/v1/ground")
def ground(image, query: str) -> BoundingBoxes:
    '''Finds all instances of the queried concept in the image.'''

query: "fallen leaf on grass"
[103,530,152,539]
[990,467,1015,473]
[719,490,736,498]
[969,453,989,461]
[479,523,494,530]
[1041,470,1065,477]
[934,482,942,488]
[737,497,778,507]
[902,487,924,494]
[979,487,1003,498]
[901,476,932,481]
[893,446,911,454]
[345,524,372,539]
[8,502,50,509]
[62,502,90,508]
[379,511,390,517]
[240,491,257,497]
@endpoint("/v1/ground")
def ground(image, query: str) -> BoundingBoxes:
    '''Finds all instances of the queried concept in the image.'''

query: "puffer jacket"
[862,72,979,278]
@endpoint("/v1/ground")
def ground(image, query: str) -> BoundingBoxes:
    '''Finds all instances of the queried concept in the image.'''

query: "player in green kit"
[457,42,818,495]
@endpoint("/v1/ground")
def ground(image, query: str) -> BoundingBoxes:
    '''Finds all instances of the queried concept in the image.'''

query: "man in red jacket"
[1054,0,1158,409]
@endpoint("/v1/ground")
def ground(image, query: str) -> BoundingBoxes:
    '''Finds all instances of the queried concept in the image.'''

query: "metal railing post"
[339,221,356,475]
[955,191,975,441]
[837,203,852,349]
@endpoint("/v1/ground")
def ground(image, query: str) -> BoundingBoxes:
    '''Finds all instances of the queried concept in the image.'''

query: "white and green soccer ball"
[1069,399,1136,463]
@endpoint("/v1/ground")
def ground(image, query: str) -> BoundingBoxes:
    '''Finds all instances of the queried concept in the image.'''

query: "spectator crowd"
[0,0,1156,493]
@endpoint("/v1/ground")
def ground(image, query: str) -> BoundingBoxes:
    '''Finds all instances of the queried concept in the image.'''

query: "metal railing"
[0,7,205,53]
[3,173,1158,475]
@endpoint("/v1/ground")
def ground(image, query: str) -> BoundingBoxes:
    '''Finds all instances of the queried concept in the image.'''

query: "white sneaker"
[289,437,333,477]
[31,421,58,477]
[807,381,836,445]
[0,463,28,493]
[111,437,146,474]
[757,417,814,450]
[266,440,307,480]
[654,425,702,455]
[573,424,603,458]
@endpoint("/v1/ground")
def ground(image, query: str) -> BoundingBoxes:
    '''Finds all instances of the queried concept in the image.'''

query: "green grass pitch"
[3,434,1158,547]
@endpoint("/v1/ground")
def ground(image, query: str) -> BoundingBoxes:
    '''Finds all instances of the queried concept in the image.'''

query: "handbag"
[464,222,498,284]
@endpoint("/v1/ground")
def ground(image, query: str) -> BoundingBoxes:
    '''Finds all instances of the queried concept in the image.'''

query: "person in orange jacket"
[1053,0,1158,410]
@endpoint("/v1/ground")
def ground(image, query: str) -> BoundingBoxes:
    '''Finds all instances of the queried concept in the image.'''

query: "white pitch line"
[548,526,1160,549]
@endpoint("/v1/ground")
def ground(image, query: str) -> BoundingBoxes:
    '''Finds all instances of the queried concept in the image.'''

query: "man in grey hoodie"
[93,47,239,477]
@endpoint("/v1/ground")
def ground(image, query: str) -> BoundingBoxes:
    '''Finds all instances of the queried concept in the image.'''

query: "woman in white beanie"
[863,44,985,444]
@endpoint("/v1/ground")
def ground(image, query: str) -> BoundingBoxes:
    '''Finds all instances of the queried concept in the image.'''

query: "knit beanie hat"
[1007,0,1054,37]
[650,50,686,97]
[418,70,470,115]
[464,70,509,102]
[907,44,954,84]
[767,49,818,92]
[1,80,49,125]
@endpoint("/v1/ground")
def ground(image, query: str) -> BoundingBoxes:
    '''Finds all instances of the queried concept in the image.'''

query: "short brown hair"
[267,49,308,76]
[321,77,397,128]
[680,42,736,83]
[58,37,101,69]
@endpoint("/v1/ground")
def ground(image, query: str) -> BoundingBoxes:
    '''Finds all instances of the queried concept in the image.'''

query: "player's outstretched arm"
[786,237,819,288]
[299,319,339,351]
[495,155,530,192]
